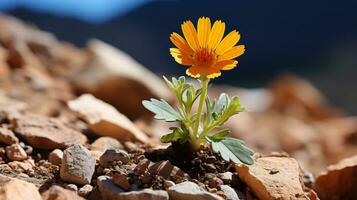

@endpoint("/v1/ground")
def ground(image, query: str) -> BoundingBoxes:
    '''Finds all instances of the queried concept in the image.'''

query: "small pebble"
[6,143,27,161]
[78,184,93,197]
[64,183,78,192]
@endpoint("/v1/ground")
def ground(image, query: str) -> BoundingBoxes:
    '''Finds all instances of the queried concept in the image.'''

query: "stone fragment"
[41,185,84,200]
[91,136,123,152]
[68,94,149,143]
[0,177,42,200]
[0,125,18,145]
[14,114,87,149]
[168,181,223,200]
[64,184,78,192]
[48,149,63,165]
[313,155,357,200]
[72,39,172,119]
[99,149,129,168]
[112,173,130,191]
[98,175,168,200]
[220,185,240,200]
[5,143,27,161]
[60,144,95,185]
[78,184,93,197]
[235,156,311,200]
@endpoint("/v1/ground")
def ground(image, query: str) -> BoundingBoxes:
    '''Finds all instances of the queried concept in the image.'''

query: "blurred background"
[0,0,356,114]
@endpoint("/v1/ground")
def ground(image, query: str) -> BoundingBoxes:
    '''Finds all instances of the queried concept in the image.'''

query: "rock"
[99,149,129,168]
[5,143,27,161]
[48,149,63,165]
[313,155,357,200]
[41,185,84,200]
[13,114,87,149]
[64,184,78,192]
[235,155,311,200]
[8,161,33,172]
[218,172,233,184]
[72,39,172,120]
[0,125,18,145]
[163,180,175,189]
[60,144,96,185]
[112,173,130,190]
[208,177,224,188]
[220,185,240,200]
[68,94,149,143]
[168,181,223,200]
[0,177,42,200]
[78,184,93,197]
[98,175,168,200]
[91,136,123,152]
[97,176,124,199]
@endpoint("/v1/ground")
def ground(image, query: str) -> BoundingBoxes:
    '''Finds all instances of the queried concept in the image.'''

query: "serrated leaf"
[206,129,230,142]
[160,128,182,143]
[211,137,254,165]
[214,93,229,113]
[142,98,181,122]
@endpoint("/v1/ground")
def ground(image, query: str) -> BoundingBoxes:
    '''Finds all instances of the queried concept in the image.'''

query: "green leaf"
[142,98,181,122]
[160,128,182,143]
[160,126,189,144]
[206,129,230,142]
[211,137,254,165]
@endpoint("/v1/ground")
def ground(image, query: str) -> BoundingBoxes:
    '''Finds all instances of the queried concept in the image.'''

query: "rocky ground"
[0,14,356,200]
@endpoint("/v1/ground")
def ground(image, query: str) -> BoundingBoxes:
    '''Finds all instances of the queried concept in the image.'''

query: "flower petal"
[197,17,211,47]
[215,30,240,55]
[170,32,193,55]
[208,20,225,50]
[218,45,245,61]
[214,60,236,70]
[170,48,193,66]
[181,20,200,51]
[206,67,222,79]
[222,60,238,70]
[186,66,201,78]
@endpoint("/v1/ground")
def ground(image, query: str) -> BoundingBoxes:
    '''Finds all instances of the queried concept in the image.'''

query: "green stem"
[193,77,209,139]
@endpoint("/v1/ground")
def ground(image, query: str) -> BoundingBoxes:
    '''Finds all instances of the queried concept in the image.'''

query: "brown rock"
[5,143,27,161]
[313,155,357,200]
[68,94,149,143]
[99,149,129,168]
[112,173,130,191]
[13,114,87,149]
[72,39,172,120]
[48,149,63,165]
[91,136,123,154]
[0,125,18,145]
[41,185,84,200]
[0,176,42,200]
[236,155,312,200]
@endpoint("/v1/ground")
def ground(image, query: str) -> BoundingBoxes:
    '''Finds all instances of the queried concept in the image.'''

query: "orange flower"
[170,17,245,79]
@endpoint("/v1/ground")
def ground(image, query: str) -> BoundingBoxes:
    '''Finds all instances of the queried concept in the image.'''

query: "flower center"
[194,48,216,67]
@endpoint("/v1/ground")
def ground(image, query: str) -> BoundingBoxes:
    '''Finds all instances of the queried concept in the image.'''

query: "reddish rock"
[72,39,172,120]
[112,173,130,191]
[0,175,42,200]
[0,125,19,145]
[13,114,87,149]
[5,143,27,161]
[236,155,314,200]
[48,149,63,165]
[41,185,84,200]
[91,136,123,150]
[68,94,149,143]
[313,155,357,200]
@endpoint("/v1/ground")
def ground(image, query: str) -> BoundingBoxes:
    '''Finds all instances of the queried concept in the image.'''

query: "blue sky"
[0,0,151,23]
